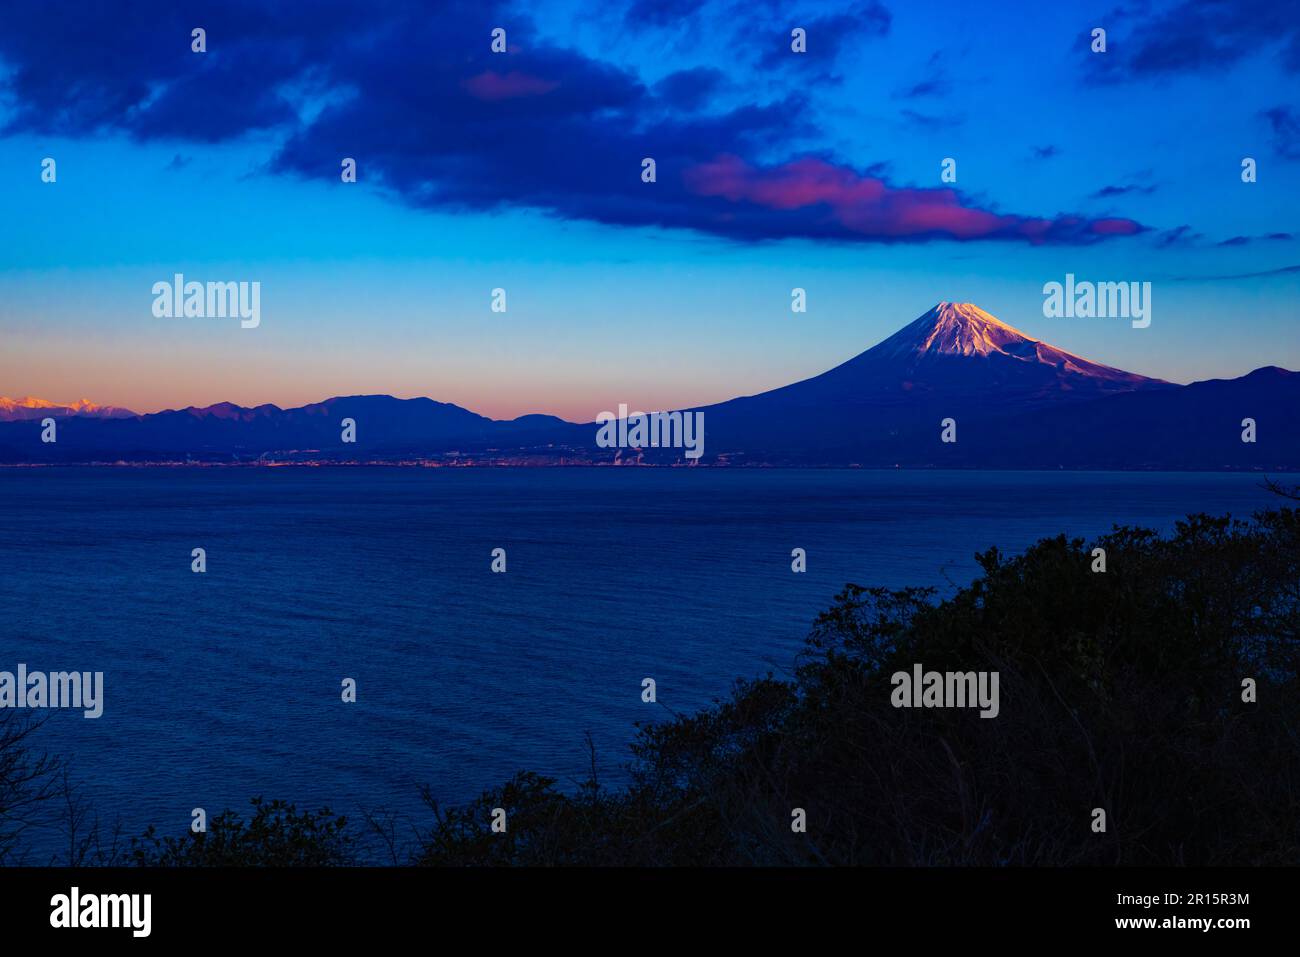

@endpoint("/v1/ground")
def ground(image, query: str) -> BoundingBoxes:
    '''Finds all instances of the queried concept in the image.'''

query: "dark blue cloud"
[1262,106,1300,159]
[1217,232,1295,245]
[0,0,1145,245]
[0,1,370,138]
[899,77,947,98]
[623,0,711,27]
[1172,263,1300,281]
[757,7,892,80]
[1090,183,1156,198]
[654,67,726,111]
[1079,0,1300,83]
[897,52,949,99]
[620,0,890,85]
[1154,225,1202,247]
[900,108,964,130]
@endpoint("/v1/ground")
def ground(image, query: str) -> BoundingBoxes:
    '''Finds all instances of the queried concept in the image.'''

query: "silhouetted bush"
[130,798,354,866]
[0,713,64,864]
[412,508,1300,866]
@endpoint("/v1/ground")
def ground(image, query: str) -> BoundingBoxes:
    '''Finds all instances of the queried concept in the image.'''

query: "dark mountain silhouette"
[0,395,569,462]
[954,365,1299,470]
[1,303,1295,468]
[122,396,564,451]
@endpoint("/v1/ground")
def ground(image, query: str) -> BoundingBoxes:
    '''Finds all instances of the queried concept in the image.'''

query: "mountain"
[124,396,507,450]
[0,394,572,462]
[0,302,1295,469]
[0,396,136,421]
[675,302,1176,458]
[759,301,1167,404]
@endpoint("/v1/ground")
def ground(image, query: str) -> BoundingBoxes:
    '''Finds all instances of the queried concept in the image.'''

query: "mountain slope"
[956,365,1300,470]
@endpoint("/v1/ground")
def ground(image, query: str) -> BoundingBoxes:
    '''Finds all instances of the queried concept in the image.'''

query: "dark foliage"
[129,798,354,866]
[412,508,1300,866]
[0,713,63,864]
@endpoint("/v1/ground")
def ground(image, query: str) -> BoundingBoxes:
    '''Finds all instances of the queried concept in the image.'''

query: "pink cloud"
[462,71,560,101]
[1090,217,1143,236]
[682,155,1143,243]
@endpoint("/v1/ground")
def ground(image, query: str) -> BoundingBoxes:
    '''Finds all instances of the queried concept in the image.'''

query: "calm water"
[0,467,1280,860]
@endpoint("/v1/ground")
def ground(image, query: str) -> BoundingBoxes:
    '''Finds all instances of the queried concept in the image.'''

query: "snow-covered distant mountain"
[0,396,137,422]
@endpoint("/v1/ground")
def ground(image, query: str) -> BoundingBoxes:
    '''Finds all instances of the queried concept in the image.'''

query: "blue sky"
[0,0,1296,420]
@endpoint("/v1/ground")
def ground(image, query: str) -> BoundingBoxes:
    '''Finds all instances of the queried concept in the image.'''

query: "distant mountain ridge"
[1,303,1296,469]
[0,396,136,421]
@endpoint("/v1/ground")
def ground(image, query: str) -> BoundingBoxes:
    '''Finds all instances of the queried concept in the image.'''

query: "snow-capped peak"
[841,301,1166,391]
[882,302,1041,359]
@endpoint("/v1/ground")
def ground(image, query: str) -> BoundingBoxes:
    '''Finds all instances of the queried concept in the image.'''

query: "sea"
[0,467,1282,861]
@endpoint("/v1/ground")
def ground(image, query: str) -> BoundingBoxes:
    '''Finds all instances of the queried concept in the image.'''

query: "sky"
[0,0,1297,422]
